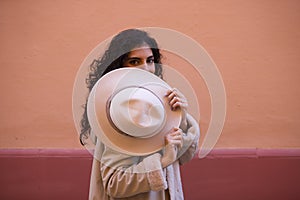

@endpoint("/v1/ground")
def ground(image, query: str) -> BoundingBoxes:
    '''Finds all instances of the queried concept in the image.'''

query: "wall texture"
[1,1,300,199]
[1,0,299,149]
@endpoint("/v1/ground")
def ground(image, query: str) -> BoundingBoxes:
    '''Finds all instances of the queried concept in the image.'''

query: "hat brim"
[87,68,182,156]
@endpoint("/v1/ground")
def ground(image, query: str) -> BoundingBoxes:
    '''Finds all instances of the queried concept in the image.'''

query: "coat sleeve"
[89,138,108,200]
[89,158,108,200]
[178,114,200,165]
[99,145,168,198]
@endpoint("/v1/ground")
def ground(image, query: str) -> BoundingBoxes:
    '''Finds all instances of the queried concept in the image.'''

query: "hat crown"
[109,87,166,138]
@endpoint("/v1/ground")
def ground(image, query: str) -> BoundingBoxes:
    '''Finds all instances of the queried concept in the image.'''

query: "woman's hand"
[166,88,188,129]
[161,127,183,168]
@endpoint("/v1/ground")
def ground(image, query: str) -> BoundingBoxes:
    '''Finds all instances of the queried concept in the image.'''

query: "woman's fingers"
[166,88,188,111]
[165,128,183,149]
[161,128,185,167]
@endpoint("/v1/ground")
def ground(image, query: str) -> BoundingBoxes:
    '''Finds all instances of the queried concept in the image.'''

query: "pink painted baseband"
[0,148,299,200]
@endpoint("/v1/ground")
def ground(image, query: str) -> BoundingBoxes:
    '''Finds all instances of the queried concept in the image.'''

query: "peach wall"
[0,0,299,149]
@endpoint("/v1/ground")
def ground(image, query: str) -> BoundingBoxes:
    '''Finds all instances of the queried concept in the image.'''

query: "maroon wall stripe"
[0,148,299,200]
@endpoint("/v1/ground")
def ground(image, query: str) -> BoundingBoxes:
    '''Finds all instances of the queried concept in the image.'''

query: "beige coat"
[89,114,200,200]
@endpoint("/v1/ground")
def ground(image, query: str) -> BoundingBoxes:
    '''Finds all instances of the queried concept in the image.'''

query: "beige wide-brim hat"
[87,68,182,156]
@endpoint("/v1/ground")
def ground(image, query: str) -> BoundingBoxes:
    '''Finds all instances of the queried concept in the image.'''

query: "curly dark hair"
[80,29,163,145]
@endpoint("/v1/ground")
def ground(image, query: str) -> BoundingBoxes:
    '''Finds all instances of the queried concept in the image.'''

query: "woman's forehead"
[127,46,153,58]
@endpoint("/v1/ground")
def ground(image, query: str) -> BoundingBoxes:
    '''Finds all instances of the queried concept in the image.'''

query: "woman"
[81,29,200,199]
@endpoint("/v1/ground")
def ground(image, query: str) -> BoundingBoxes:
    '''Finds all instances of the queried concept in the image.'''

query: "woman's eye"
[129,60,140,65]
[147,58,154,64]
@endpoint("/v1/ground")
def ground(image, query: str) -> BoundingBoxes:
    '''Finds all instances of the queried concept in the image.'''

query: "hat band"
[106,85,165,138]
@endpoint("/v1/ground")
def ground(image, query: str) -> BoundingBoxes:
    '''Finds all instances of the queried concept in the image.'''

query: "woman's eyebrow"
[127,57,141,60]
[126,55,154,60]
